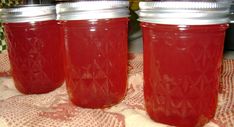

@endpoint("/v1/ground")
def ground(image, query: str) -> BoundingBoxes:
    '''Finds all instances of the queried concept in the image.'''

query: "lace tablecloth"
[0,53,233,127]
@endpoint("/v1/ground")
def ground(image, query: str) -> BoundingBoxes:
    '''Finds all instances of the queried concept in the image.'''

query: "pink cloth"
[0,53,233,127]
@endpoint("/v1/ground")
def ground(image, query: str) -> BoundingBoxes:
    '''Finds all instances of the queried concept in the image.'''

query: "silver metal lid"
[56,1,129,20]
[138,2,230,25]
[0,5,56,23]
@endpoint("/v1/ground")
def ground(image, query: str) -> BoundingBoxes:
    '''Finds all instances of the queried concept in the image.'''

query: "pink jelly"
[1,5,64,94]
[142,23,228,127]
[139,1,230,126]
[57,1,129,108]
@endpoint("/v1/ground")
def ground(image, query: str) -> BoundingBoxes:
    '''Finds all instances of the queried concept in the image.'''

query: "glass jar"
[138,1,229,127]
[56,1,129,108]
[0,5,64,94]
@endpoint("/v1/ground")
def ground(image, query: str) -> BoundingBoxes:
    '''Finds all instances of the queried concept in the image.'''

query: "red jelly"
[142,23,228,127]
[1,5,64,94]
[139,1,229,127]
[57,1,129,108]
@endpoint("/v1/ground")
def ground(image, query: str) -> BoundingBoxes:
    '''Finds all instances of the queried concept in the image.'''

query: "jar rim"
[139,1,230,10]
[56,1,129,20]
[138,1,230,25]
[0,5,56,23]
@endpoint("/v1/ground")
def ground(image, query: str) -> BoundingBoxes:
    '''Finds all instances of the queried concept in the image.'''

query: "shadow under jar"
[0,5,64,94]
[138,1,230,127]
[56,1,129,108]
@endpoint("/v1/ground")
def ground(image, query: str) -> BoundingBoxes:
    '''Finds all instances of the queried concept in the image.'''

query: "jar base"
[14,80,64,94]
[147,111,212,127]
[70,93,126,109]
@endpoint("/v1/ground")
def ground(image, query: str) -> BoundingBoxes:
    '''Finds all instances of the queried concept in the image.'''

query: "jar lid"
[0,5,56,23]
[138,1,230,25]
[56,1,129,20]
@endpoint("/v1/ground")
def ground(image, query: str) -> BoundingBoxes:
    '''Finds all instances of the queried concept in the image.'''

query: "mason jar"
[0,5,64,94]
[138,1,229,127]
[56,1,129,108]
